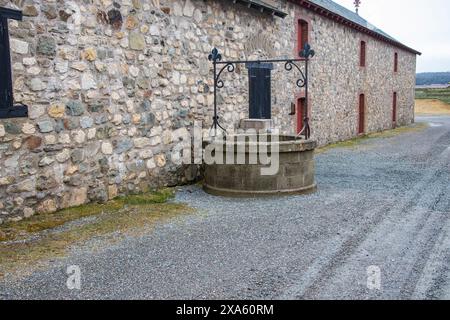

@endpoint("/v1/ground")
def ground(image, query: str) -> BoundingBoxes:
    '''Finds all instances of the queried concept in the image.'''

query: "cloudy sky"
[333,0,450,73]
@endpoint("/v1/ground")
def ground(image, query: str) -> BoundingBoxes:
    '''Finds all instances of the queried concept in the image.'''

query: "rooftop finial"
[354,0,361,14]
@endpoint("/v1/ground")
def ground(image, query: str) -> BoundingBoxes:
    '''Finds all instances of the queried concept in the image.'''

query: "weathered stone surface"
[22,123,36,135]
[56,149,71,163]
[48,104,65,118]
[129,32,146,50]
[101,142,113,155]
[10,39,29,54]
[36,199,57,214]
[36,36,56,56]
[26,136,43,150]
[23,5,39,17]
[66,100,85,116]
[61,187,87,208]
[83,48,97,62]
[4,122,21,134]
[0,125,5,137]
[37,120,54,133]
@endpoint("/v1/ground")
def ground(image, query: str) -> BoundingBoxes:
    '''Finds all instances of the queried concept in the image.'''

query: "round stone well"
[203,134,317,197]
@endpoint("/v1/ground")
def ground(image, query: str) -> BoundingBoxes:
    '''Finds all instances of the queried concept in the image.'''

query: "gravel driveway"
[1,115,449,300]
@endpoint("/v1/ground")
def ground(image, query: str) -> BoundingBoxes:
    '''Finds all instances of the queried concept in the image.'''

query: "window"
[394,52,398,72]
[0,7,28,119]
[393,92,397,123]
[298,19,308,56]
[358,94,365,134]
[360,41,366,67]
[297,97,306,135]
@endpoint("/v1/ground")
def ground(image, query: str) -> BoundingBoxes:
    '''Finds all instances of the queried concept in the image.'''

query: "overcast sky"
[333,0,450,73]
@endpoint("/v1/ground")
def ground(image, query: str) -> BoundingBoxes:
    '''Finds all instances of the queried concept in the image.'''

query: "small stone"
[81,73,97,90]
[108,184,118,199]
[114,138,133,154]
[129,66,140,77]
[23,57,36,66]
[71,62,88,72]
[129,32,146,50]
[29,78,46,91]
[4,122,21,134]
[56,149,71,163]
[22,123,36,134]
[73,130,86,144]
[66,100,85,116]
[48,104,65,118]
[101,142,113,155]
[37,120,54,133]
[23,5,39,17]
[0,125,5,137]
[173,2,183,16]
[126,15,138,29]
[71,149,84,163]
[62,187,87,208]
[37,199,57,214]
[149,25,159,36]
[23,207,35,218]
[39,157,55,167]
[10,39,29,54]
[9,179,35,193]
[133,137,151,148]
[183,0,195,17]
[65,164,78,175]
[155,154,166,167]
[146,158,156,169]
[26,136,42,150]
[0,176,15,186]
[37,36,56,56]
[83,48,97,62]
[80,116,94,128]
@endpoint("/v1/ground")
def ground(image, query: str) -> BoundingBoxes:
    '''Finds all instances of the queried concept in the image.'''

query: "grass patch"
[316,122,428,154]
[416,87,450,104]
[0,189,192,278]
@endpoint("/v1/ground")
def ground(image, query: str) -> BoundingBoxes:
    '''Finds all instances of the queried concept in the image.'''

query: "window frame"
[394,52,398,73]
[297,19,309,58]
[393,92,397,123]
[0,7,28,119]
[360,41,366,67]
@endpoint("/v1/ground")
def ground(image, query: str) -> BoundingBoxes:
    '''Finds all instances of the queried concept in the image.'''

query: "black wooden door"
[247,63,273,120]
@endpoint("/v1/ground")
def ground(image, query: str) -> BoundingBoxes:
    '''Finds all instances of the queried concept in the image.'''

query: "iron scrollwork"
[208,44,315,138]
[284,61,306,88]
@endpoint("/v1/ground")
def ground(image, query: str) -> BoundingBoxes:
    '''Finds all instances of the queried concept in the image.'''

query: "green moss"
[316,123,428,154]
[0,189,193,278]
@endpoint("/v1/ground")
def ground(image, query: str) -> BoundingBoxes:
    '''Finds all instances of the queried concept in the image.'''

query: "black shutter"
[0,7,28,119]
[246,63,273,120]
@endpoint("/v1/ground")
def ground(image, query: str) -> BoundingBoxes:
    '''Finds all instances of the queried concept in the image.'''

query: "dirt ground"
[415,99,450,115]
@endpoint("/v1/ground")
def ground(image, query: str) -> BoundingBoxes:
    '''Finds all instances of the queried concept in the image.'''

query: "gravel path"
[1,115,449,300]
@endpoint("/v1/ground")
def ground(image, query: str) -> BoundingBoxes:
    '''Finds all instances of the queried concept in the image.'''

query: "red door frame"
[293,13,312,134]
[393,92,397,127]
[358,94,365,134]
[297,97,306,134]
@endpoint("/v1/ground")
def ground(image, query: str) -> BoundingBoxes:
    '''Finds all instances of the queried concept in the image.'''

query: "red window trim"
[360,41,366,67]
[297,19,309,58]
[394,52,398,72]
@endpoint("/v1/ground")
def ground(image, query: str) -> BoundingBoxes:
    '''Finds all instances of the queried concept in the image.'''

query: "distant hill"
[416,72,450,86]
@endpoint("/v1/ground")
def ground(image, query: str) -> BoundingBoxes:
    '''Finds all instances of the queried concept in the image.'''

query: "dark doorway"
[393,92,397,127]
[297,97,306,134]
[246,63,273,119]
[358,94,365,134]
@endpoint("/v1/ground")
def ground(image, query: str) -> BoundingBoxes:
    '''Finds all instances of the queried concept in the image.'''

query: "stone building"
[0,0,420,220]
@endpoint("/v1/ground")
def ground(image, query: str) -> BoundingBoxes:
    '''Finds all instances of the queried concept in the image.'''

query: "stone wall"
[0,0,417,221]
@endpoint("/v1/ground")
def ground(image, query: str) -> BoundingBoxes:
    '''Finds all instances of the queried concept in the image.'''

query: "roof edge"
[289,0,421,55]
